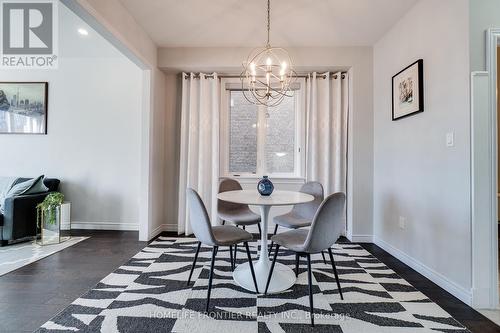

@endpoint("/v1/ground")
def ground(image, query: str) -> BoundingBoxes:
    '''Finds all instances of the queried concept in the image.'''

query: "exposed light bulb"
[250,62,256,74]
[266,57,272,66]
[250,62,256,83]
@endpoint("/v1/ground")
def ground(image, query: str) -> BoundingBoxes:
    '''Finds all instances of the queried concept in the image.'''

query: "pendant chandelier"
[241,0,296,107]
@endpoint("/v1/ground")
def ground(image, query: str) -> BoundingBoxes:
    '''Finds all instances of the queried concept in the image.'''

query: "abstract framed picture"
[0,82,48,134]
[392,59,424,121]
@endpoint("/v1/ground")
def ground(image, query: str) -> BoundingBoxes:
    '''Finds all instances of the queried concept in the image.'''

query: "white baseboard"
[149,223,177,239]
[164,224,177,232]
[373,235,472,306]
[350,234,373,243]
[62,221,176,238]
[68,221,139,231]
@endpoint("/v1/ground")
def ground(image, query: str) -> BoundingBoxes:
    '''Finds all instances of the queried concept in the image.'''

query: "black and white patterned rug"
[37,237,469,332]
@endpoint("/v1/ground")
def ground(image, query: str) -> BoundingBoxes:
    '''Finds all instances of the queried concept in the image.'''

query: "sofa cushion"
[13,177,59,192]
[43,178,60,192]
[0,176,46,214]
[13,178,30,186]
[24,176,49,194]
[8,175,44,196]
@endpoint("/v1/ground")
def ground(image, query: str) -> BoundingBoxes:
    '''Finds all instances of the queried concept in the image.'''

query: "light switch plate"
[446,132,454,147]
[398,216,406,229]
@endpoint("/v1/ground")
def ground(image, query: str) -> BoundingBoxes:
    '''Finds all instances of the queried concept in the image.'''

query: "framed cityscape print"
[392,59,424,121]
[0,82,48,134]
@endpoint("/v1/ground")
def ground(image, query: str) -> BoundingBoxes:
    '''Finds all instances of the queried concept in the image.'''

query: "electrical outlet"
[398,216,406,229]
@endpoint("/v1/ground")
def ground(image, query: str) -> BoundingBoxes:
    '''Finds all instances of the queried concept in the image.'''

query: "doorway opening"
[61,0,154,241]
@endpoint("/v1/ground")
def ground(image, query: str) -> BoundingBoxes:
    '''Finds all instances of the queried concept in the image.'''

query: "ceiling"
[119,0,419,48]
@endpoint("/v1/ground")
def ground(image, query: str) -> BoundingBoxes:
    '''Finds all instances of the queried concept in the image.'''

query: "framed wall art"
[0,82,48,134]
[392,59,424,121]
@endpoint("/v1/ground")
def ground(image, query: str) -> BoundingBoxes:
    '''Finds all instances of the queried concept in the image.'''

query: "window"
[221,79,305,178]
[228,91,258,174]
[265,96,296,174]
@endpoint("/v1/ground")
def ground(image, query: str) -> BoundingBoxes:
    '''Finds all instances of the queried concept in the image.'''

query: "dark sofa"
[0,178,60,246]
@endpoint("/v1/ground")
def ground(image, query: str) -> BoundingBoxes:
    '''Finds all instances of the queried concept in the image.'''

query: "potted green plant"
[36,192,64,245]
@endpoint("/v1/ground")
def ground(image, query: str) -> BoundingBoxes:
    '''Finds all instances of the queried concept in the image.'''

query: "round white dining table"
[217,189,314,293]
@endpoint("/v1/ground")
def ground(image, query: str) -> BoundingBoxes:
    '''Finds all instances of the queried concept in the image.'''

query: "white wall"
[0,5,143,230]
[158,46,374,238]
[148,68,168,235]
[373,0,471,303]
[65,0,170,240]
[162,73,181,232]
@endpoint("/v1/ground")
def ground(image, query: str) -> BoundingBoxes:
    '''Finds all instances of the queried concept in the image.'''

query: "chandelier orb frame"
[241,0,297,107]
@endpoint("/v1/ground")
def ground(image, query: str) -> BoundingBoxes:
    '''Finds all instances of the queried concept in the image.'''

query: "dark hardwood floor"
[0,230,147,333]
[0,231,498,332]
[361,243,500,333]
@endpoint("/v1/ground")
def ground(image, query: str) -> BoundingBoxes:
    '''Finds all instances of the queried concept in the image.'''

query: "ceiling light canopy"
[241,0,296,107]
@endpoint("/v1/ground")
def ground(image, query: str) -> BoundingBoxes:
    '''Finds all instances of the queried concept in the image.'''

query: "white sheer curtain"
[305,72,349,196]
[178,73,220,235]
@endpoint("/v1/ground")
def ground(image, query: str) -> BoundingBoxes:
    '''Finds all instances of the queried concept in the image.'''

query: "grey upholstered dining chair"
[269,181,324,259]
[186,188,259,312]
[265,192,346,327]
[218,178,261,264]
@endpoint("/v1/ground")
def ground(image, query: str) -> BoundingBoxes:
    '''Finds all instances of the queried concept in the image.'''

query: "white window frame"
[220,77,306,181]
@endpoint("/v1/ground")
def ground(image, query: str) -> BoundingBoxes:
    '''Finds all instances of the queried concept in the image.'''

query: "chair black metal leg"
[229,245,234,271]
[257,223,262,238]
[234,244,237,264]
[265,244,280,294]
[306,253,315,327]
[328,248,343,300]
[244,242,259,293]
[187,241,201,286]
[321,251,327,264]
[243,225,246,230]
[206,246,218,312]
[268,224,279,256]
[295,253,300,276]
[222,220,225,225]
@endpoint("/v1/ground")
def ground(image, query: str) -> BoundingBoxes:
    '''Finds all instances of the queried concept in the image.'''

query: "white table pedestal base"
[232,204,296,293]
[233,261,296,293]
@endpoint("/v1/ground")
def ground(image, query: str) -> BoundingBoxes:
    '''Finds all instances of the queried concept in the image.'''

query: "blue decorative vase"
[257,176,274,196]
